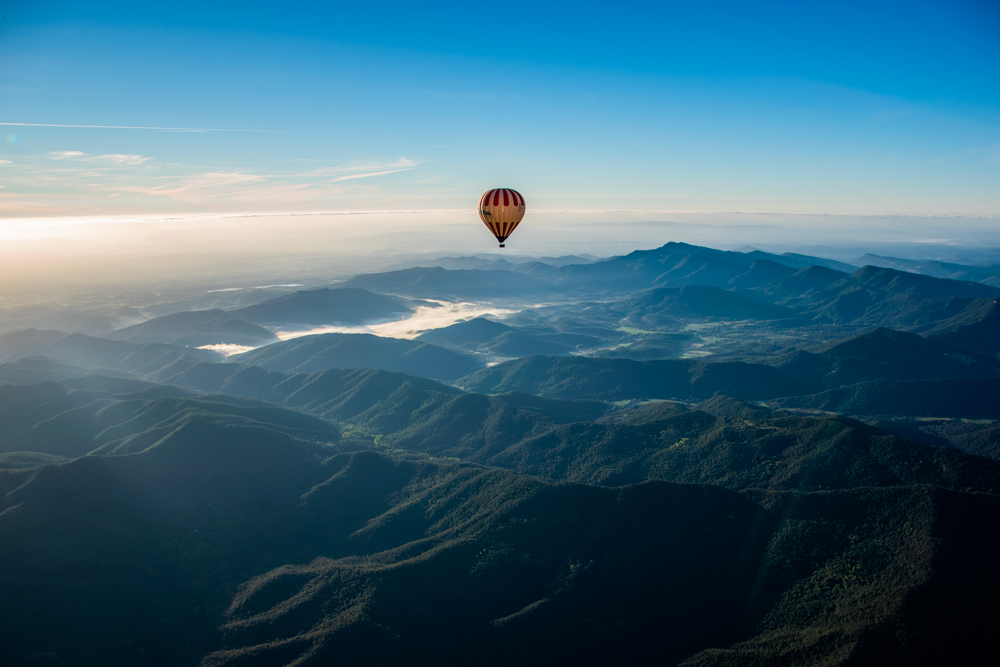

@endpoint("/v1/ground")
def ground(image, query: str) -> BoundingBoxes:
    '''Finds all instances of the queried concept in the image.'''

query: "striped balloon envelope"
[478,188,526,247]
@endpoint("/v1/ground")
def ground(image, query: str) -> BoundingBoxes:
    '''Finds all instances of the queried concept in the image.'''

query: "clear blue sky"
[1,0,998,219]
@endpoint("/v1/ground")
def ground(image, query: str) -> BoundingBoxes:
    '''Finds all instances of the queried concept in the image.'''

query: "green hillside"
[772,378,1000,419]
[106,309,277,347]
[341,267,551,299]
[230,287,414,325]
[416,317,579,356]
[3,428,999,666]
[0,380,343,458]
[920,298,1000,356]
[766,327,998,387]
[606,284,795,326]
[0,330,221,371]
[228,332,482,381]
[457,355,818,401]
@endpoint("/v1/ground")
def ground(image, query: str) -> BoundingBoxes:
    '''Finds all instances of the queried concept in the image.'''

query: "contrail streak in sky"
[0,122,281,133]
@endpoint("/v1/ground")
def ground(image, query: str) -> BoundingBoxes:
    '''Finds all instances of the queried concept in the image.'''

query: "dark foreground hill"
[228,332,482,382]
[106,309,277,347]
[1,437,998,666]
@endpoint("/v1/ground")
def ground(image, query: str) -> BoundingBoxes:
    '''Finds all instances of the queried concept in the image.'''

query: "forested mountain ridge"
[106,309,277,347]
[228,332,483,382]
[3,377,1000,666]
[229,287,415,325]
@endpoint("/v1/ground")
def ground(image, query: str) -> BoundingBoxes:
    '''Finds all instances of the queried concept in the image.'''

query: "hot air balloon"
[478,188,525,248]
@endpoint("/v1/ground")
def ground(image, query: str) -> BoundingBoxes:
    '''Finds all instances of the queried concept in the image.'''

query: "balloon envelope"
[478,188,525,246]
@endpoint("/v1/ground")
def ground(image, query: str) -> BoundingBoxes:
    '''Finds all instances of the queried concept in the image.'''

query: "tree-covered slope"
[0,379,343,458]
[604,284,796,327]
[341,267,551,300]
[229,287,414,325]
[0,330,220,371]
[106,309,277,347]
[920,297,1000,356]
[3,369,1000,665]
[771,377,1000,419]
[784,266,1000,325]
[228,332,483,381]
[457,355,818,401]
[766,327,998,388]
[416,317,578,356]
[0,446,771,666]
[4,442,999,666]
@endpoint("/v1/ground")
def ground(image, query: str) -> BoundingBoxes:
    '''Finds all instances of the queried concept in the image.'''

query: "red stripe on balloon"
[503,190,509,206]
[492,190,500,207]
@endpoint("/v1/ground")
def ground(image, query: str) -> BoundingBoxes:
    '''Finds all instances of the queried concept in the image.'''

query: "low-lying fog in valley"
[271,300,521,342]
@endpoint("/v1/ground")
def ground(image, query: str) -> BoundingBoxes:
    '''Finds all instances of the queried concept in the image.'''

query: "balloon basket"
[499,244,505,248]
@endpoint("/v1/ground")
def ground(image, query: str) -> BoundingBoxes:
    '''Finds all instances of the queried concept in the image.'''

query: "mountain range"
[3,372,1000,665]
[3,239,1000,666]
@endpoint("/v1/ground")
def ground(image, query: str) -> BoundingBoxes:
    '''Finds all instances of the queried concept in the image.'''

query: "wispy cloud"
[329,168,413,182]
[0,153,423,215]
[1,122,279,133]
[90,154,154,165]
[48,151,153,165]
[49,151,87,160]
[297,158,418,179]
[113,171,267,198]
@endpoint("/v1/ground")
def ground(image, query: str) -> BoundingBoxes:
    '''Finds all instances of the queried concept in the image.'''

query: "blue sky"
[1,0,998,221]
